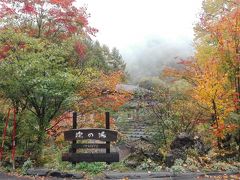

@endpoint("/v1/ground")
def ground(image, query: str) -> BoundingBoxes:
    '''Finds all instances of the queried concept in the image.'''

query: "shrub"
[75,162,106,174]
[136,158,161,171]
[108,162,130,172]
[170,159,185,173]
[21,158,33,175]
[212,162,239,172]
[185,157,200,172]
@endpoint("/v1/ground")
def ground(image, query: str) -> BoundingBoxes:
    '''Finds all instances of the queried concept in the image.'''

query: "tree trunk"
[33,119,46,164]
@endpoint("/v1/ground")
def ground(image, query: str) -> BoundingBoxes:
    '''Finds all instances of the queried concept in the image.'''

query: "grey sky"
[76,0,203,81]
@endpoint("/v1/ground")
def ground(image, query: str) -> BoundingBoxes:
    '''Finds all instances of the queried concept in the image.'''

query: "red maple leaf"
[22,4,35,14]
[50,0,74,8]
[74,42,86,58]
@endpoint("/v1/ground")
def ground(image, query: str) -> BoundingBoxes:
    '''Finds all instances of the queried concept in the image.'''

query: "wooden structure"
[62,112,119,164]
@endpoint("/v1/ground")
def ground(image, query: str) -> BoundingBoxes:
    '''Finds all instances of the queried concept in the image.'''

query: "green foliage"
[212,162,239,173]
[185,149,199,158]
[185,157,200,172]
[75,162,106,175]
[21,158,33,175]
[0,0,128,169]
[136,159,162,171]
[145,82,201,147]
[139,77,165,90]
[108,162,130,172]
[84,40,126,73]
[41,144,71,171]
[170,159,185,173]
[0,29,99,161]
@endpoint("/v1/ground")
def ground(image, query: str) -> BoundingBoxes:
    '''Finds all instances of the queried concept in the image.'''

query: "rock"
[144,152,163,162]
[124,138,163,167]
[26,168,84,179]
[126,137,162,161]
[64,172,75,178]
[117,144,131,160]
[15,156,27,168]
[165,149,187,167]
[49,170,62,177]
[193,136,210,155]
[104,172,174,179]
[165,133,209,167]
[72,173,84,179]
[124,153,145,168]
[165,153,175,167]
[49,171,82,178]
[26,168,50,176]
[170,133,194,150]
[128,140,156,154]
[124,159,139,168]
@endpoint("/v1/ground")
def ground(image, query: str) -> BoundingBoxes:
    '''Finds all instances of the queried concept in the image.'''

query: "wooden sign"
[62,112,119,164]
[72,143,107,149]
[62,152,119,163]
[64,128,117,141]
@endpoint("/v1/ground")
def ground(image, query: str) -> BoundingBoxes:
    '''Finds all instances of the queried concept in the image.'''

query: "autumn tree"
[163,0,239,149]
[164,58,235,139]
[0,0,98,159]
[0,0,97,40]
[47,71,131,138]
[195,0,239,148]
[195,0,239,112]
[144,79,206,147]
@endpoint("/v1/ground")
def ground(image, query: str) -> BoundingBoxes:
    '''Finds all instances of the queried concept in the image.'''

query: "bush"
[21,158,33,175]
[170,159,185,173]
[136,158,161,171]
[185,157,200,172]
[75,162,106,174]
[212,162,239,172]
[108,162,130,172]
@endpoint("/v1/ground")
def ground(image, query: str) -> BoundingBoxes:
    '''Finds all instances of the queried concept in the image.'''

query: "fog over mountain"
[121,37,194,82]
[76,0,202,82]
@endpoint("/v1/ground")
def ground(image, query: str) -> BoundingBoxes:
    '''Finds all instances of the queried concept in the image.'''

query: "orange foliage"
[164,58,236,138]
[199,3,240,112]
[76,71,131,114]
[46,111,72,137]
[47,71,131,138]
[164,2,240,139]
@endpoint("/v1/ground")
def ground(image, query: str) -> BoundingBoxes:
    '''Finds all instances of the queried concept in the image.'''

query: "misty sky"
[76,0,203,81]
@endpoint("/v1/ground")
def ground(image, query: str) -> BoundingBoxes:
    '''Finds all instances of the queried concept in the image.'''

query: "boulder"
[124,153,145,168]
[144,152,163,162]
[127,137,157,154]
[124,137,163,167]
[165,133,209,167]
[15,156,27,168]
[49,170,84,178]
[193,136,210,155]
[27,168,84,179]
[124,138,163,167]
[49,170,63,178]
[165,149,187,167]
[72,173,84,179]
[26,168,50,176]
[170,133,194,150]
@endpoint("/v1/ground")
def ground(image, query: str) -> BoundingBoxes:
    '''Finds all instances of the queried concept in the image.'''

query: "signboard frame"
[62,112,119,164]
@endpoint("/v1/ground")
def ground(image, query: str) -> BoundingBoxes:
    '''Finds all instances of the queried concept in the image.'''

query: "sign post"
[105,112,110,164]
[71,112,77,165]
[62,112,119,163]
